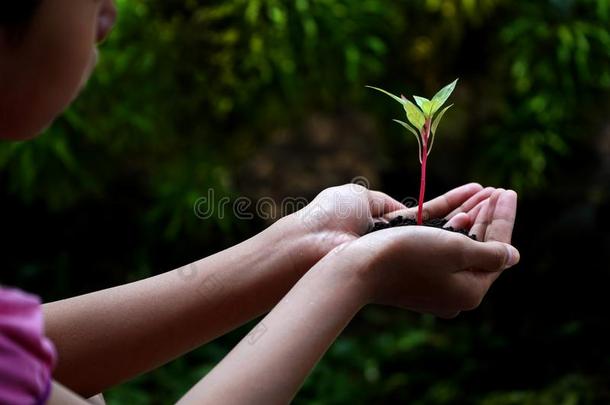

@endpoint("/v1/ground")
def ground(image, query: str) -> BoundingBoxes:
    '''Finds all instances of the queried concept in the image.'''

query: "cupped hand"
[288,182,489,261]
[335,189,519,318]
[383,185,499,235]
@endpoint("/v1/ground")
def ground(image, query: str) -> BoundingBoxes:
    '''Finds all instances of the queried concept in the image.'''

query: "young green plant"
[367,79,458,225]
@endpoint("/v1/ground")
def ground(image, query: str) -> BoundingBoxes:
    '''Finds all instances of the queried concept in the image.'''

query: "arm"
[43,183,487,396]
[43,215,320,397]
[179,190,519,404]
[178,249,366,404]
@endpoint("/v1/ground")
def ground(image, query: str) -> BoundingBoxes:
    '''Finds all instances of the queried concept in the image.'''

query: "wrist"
[312,241,376,308]
[277,211,359,266]
[255,214,325,279]
[333,234,388,306]
[267,213,329,274]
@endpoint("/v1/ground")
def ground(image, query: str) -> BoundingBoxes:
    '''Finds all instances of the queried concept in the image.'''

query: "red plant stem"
[417,119,431,225]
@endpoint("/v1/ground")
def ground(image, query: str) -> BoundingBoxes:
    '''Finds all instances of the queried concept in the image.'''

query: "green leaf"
[428,104,452,156]
[430,79,458,115]
[393,119,422,163]
[413,96,432,117]
[365,86,405,105]
[403,99,426,131]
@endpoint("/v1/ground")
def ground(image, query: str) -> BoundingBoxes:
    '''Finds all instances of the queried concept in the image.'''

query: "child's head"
[0,0,117,140]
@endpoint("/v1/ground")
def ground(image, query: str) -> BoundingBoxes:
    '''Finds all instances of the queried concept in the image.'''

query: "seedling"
[367,79,457,225]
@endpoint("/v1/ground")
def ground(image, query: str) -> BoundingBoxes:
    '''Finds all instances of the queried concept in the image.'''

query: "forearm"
[43,215,321,397]
[179,247,368,404]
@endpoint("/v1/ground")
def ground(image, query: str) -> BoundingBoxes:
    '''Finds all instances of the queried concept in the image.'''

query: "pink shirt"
[0,287,56,405]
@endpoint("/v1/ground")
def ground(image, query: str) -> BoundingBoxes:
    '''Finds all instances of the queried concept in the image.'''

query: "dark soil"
[367,215,478,240]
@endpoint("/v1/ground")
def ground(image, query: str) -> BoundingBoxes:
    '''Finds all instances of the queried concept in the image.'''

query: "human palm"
[293,182,501,258]
[343,187,519,318]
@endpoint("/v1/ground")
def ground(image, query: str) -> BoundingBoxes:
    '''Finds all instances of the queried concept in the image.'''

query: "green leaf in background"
[393,119,422,163]
[428,104,452,156]
[403,97,426,131]
[430,79,458,115]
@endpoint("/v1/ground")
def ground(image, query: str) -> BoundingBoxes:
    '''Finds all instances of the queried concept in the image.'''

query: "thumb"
[368,190,406,217]
[464,241,520,272]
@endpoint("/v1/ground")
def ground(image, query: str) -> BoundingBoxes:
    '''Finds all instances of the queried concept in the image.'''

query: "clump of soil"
[367,215,478,240]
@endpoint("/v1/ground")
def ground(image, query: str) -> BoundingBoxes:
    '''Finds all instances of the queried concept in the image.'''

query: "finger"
[444,212,471,230]
[462,240,520,272]
[468,200,491,241]
[465,199,486,226]
[419,182,483,219]
[485,190,518,244]
[368,190,407,217]
[384,182,483,221]
[445,187,496,220]
[469,189,503,241]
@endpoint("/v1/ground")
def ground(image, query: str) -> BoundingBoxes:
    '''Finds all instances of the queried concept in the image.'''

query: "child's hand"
[283,182,493,266]
[328,189,519,318]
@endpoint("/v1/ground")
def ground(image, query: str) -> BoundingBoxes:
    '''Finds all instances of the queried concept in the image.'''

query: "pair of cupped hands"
[285,183,519,318]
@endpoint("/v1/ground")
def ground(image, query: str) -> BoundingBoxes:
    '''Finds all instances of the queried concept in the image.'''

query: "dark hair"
[0,1,42,26]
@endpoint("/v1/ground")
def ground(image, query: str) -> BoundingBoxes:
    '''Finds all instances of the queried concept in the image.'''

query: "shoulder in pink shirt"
[0,287,57,405]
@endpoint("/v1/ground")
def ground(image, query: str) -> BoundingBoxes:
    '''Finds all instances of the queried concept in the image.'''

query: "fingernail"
[505,246,520,268]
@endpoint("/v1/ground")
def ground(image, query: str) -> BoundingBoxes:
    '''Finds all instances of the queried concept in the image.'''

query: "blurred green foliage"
[2,0,610,403]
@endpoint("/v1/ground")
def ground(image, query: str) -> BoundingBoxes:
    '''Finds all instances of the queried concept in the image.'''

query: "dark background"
[2,0,610,403]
